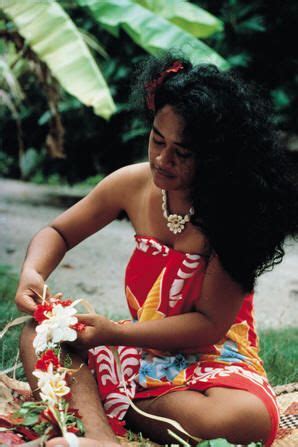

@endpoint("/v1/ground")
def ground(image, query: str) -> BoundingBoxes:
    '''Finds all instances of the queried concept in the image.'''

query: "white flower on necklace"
[33,303,78,353]
[33,363,70,405]
[167,213,190,234]
[161,189,194,235]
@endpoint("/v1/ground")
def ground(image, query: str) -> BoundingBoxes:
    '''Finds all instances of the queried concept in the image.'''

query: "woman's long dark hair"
[130,53,298,293]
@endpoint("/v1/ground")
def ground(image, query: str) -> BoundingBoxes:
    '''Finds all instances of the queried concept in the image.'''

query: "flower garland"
[15,286,86,445]
[2,287,265,447]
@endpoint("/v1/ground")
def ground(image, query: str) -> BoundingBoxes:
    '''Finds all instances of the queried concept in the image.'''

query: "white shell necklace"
[161,189,194,234]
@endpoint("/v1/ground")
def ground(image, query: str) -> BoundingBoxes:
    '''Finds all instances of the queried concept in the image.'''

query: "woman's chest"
[125,236,208,320]
[126,186,211,258]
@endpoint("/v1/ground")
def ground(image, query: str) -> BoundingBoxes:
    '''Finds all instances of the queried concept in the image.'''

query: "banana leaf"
[0,56,24,102]
[135,0,224,38]
[1,0,116,119]
[77,0,229,70]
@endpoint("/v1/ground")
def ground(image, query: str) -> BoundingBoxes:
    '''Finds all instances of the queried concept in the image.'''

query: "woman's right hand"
[15,269,50,315]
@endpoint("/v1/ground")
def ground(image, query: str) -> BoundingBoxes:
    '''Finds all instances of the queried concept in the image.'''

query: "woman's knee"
[181,409,224,441]
[185,400,271,444]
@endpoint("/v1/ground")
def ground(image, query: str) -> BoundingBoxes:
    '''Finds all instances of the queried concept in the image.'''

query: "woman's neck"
[165,189,192,215]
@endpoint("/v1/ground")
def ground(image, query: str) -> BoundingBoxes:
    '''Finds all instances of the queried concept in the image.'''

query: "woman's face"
[148,105,195,191]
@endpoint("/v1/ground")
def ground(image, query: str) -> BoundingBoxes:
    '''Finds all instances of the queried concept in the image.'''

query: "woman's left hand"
[74,313,118,349]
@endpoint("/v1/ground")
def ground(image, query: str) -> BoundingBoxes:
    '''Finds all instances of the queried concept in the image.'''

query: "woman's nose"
[157,146,174,167]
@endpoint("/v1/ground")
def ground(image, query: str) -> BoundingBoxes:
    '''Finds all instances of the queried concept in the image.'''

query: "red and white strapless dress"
[88,235,280,446]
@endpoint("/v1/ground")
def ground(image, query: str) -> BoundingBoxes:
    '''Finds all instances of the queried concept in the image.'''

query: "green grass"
[0,263,297,388]
[259,326,298,386]
[0,264,25,379]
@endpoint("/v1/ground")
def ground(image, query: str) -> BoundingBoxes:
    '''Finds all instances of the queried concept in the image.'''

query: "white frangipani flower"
[33,363,70,405]
[33,323,52,353]
[50,303,78,344]
[33,303,78,353]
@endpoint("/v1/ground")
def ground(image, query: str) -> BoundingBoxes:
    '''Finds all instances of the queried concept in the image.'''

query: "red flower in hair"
[35,349,60,371]
[33,303,53,323]
[145,60,184,111]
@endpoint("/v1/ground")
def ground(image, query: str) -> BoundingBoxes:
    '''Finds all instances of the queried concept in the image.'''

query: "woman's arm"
[15,164,145,314]
[115,311,222,351]
[77,254,247,350]
[15,227,69,313]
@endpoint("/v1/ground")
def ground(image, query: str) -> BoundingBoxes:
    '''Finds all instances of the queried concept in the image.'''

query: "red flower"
[33,303,53,323]
[40,408,58,426]
[17,426,40,441]
[107,417,127,436]
[71,322,86,332]
[145,60,184,111]
[68,408,81,418]
[56,299,73,307]
[66,425,80,434]
[64,391,72,400]
[35,350,60,371]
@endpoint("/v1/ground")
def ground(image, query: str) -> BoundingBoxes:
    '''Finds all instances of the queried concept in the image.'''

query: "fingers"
[16,293,38,314]
[76,314,97,326]
[15,284,50,315]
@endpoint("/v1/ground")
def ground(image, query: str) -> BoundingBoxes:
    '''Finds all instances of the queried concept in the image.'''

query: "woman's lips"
[155,167,176,178]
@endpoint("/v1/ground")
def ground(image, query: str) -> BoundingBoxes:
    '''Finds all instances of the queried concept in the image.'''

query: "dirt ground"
[0,178,297,329]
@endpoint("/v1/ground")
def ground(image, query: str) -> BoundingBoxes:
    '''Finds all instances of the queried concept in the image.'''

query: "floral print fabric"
[88,235,280,446]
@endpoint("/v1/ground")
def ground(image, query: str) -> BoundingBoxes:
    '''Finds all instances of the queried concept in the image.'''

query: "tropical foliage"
[1,0,227,180]
[2,0,116,120]
[0,0,297,183]
[195,0,298,133]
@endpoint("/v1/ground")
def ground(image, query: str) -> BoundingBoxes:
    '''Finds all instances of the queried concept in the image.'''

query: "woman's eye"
[153,138,164,146]
[175,149,192,159]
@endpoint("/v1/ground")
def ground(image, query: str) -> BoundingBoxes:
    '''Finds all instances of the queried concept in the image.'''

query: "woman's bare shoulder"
[115,162,150,185]
[90,162,151,207]
[107,162,150,198]
[49,163,151,248]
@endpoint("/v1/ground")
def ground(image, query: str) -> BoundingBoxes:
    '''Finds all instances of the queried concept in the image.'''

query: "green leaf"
[38,110,52,126]
[209,440,232,447]
[197,440,230,447]
[15,401,46,424]
[77,0,229,70]
[33,421,50,436]
[21,401,45,409]
[63,352,73,369]
[18,407,29,416]
[196,439,263,447]
[135,0,224,38]
[23,411,41,426]
[75,417,86,435]
[1,0,116,119]
[0,19,6,30]
[0,149,14,175]
[227,52,251,68]
[19,147,44,180]
[271,89,291,110]
[0,56,24,102]
[122,127,148,143]
[236,15,266,34]
[78,27,109,59]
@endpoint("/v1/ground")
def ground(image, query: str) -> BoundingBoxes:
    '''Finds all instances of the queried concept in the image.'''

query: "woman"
[17,54,298,447]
